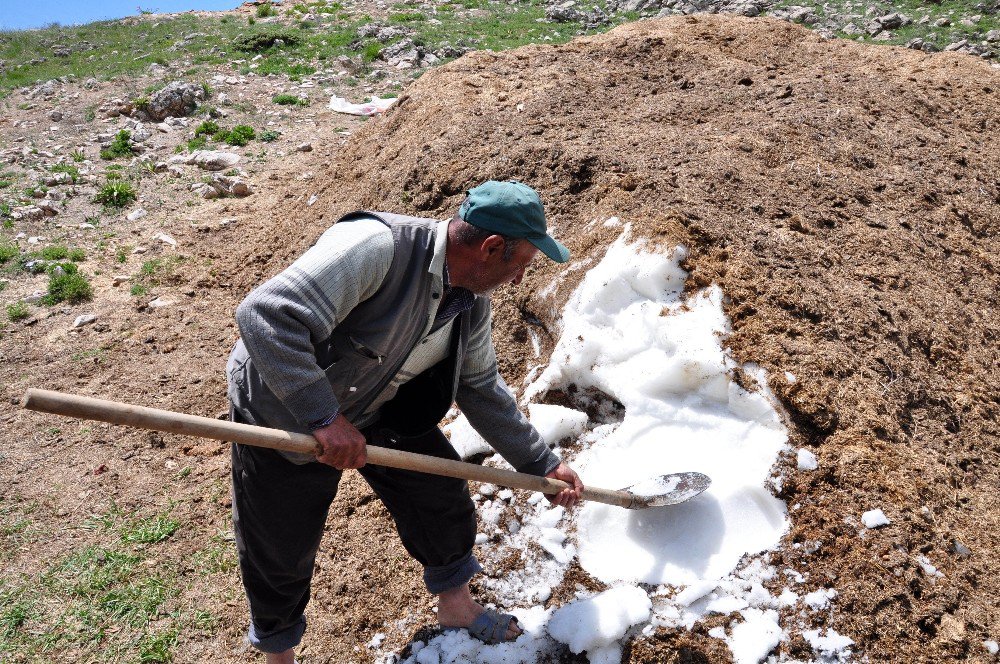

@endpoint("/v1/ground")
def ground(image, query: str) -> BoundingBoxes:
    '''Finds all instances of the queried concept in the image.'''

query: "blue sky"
[0,0,242,31]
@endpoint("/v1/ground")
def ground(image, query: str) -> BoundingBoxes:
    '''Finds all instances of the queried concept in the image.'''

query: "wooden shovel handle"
[20,389,636,508]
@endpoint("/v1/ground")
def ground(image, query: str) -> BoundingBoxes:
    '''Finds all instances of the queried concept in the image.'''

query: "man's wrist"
[308,410,340,431]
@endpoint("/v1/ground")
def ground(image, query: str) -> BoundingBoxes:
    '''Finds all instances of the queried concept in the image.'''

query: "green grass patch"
[70,149,86,162]
[390,11,428,23]
[259,129,281,142]
[224,124,255,146]
[99,130,133,160]
[0,239,18,264]
[94,179,137,208]
[120,513,180,545]
[234,26,301,52]
[69,248,86,262]
[40,245,69,260]
[44,266,93,305]
[272,93,309,106]
[193,119,220,137]
[6,301,29,322]
[256,1,279,18]
[49,164,80,182]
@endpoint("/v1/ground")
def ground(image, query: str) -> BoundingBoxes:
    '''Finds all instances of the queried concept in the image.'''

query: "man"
[227,180,585,663]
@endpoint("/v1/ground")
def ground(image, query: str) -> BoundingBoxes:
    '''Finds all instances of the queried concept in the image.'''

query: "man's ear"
[480,234,505,259]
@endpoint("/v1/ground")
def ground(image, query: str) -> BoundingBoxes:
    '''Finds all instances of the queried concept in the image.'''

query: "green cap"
[458,180,570,263]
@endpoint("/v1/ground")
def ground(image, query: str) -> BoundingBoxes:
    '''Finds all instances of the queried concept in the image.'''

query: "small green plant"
[40,245,69,260]
[134,95,151,112]
[69,248,86,262]
[362,42,382,62]
[100,130,133,160]
[187,136,208,152]
[0,179,11,189]
[259,129,280,142]
[194,120,220,137]
[256,1,278,17]
[121,513,180,545]
[70,149,86,162]
[130,283,148,297]
[116,246,129,263]
[44,269,93,305]
[225,125,256,146]
[0,239,18,264]
[234,27,300,52]
[6,301,29,321]
[84,106,97,122]
[272,93,308,106]
[94,180,137,208]
[49,163,80,182]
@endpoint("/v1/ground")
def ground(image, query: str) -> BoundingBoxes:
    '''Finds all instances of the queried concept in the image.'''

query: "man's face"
[465,239,539,295]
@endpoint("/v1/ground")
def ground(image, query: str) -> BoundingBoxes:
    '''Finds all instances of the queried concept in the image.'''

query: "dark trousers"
[230,416,481,653]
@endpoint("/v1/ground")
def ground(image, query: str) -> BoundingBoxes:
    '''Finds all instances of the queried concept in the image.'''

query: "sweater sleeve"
[455,299,561,476]
[235,220,394,427]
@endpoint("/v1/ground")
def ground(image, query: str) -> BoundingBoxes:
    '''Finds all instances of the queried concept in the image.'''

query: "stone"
[191,182,220,199]
[43,172,73,186]
[953,540,972,558]
[906,38,925,50]
[945,40,969,51]
[130,123,152,143]
[155,122,172,133]
[933,17,950,27]
[112,275,130,286]
[546,4,586,22]
[143,81,206,121]
[876,12,906,29]
[127,208,147,221]
[296,142,313,152]
[148,298,174,308]
[187,150,241,171]
[986,30,1000,43]
[72,314,97,328]
[49,110,63,122]
[12,206,45,221]
[152,232,177,247]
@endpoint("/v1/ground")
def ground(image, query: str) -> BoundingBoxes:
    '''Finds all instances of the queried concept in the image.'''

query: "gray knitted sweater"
[226,212,559,475]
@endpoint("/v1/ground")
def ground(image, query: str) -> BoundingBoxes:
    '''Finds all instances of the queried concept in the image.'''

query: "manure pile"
[220,14,1000,661]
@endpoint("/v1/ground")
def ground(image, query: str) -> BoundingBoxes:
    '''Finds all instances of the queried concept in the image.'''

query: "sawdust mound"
[221,15,1000,661]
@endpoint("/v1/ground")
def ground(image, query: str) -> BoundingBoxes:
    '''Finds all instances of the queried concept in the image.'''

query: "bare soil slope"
[213,14,1000,662]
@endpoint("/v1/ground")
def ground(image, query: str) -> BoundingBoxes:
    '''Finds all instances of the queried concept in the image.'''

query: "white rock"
[984,640,999,655]
[152,232,177,247]
[474,533,488,545]
[112,275,130,286]
[862,509,890,528]
[72,314,97,328]
[127,208,147,221]
[296,142,313,152]
[148,297,174,308]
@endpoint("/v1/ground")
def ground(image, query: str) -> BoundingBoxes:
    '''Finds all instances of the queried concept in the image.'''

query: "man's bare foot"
[437,583,522,641]
[265,649,295,664]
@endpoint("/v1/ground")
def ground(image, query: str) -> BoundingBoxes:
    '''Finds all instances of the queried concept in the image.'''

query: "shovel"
[20,389,711,510]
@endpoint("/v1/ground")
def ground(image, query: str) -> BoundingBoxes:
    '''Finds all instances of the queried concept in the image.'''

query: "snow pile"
[386,225,852,664]
[548,586,651,662]
[526,227,788,588]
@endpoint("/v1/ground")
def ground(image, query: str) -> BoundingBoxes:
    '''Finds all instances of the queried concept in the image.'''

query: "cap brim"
[529,235,570,263]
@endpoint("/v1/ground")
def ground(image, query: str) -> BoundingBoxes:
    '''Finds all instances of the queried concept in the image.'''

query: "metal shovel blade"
[621,472,712,508]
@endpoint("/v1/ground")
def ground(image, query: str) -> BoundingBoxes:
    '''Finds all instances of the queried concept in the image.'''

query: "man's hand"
[313,415,367,469]
[545,463,584,508]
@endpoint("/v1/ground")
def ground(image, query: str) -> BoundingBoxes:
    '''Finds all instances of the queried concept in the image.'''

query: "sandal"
[445,608,520,645]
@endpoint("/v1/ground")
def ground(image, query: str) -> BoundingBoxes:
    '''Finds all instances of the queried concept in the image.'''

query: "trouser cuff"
[424,551,483,594]
[248,615,306,654]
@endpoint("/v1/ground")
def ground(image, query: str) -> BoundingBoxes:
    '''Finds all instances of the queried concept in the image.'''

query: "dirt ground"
[3,13,999,664]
